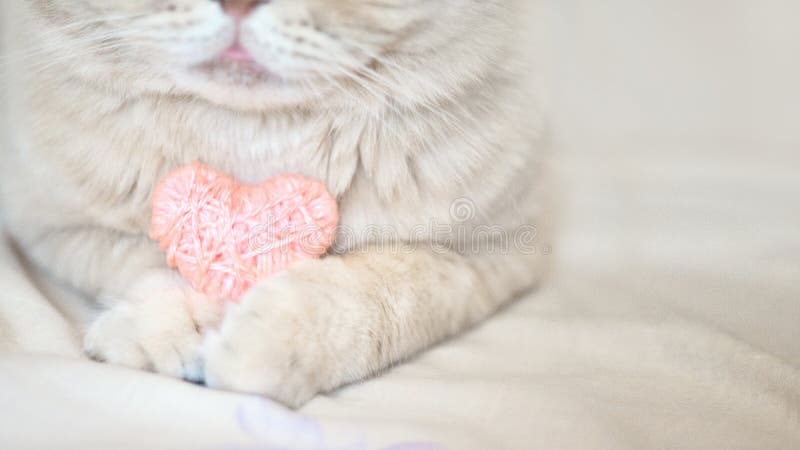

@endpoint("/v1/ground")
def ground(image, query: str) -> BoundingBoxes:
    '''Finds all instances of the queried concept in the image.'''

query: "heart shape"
[150,163,339,301]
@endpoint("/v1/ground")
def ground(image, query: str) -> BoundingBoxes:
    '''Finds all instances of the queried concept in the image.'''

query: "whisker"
[6,12,150,56]
[307,38,501,204]
[18,37,160,77]
[295,48,446,150]
[336,37,496,151]
[0,29,147,65]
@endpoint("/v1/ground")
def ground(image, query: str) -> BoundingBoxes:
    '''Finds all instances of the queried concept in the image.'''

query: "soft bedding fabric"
[1,1,799,449]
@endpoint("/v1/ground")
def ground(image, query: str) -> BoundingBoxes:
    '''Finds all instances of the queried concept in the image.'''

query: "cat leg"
[204,245,547,407]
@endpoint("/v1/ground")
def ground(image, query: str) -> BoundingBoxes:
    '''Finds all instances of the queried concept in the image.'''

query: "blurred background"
[536,0,799,365]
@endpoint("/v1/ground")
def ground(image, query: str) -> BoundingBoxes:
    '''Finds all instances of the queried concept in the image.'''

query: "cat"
[0,0,548,408]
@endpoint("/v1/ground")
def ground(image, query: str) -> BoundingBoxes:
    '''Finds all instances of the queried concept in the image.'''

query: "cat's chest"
[64,99,455,238]
[150,107,353,183]
[97,105,362,230]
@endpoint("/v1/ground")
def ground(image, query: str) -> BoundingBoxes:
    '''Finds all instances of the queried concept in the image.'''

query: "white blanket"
[2,1,799,448]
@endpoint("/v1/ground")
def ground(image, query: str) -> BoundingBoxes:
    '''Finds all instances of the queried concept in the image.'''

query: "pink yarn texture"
[150,163,339,301]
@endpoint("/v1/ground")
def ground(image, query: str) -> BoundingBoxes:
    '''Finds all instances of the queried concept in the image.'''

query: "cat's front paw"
[83,271,223,381]
[203,277,335,408]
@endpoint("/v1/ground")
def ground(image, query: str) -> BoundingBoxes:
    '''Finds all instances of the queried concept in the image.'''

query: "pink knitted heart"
[150,162,338,301]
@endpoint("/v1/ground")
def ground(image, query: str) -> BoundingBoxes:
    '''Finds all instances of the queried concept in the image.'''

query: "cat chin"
[194,59,279,87]
[168,64,322,112]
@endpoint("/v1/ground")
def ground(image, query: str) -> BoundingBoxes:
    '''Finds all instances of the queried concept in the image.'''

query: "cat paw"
[84,303,151,370]
[83,271,223,382]
[203,278,334,408]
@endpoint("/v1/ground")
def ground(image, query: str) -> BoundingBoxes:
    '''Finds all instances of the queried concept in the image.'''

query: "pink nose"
[217,0,268,17]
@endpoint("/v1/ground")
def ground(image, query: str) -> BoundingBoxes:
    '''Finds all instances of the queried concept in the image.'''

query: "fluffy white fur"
[0,0,547,407]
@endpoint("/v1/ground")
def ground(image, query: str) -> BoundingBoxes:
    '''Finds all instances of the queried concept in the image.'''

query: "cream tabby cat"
[0,0,547,407]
